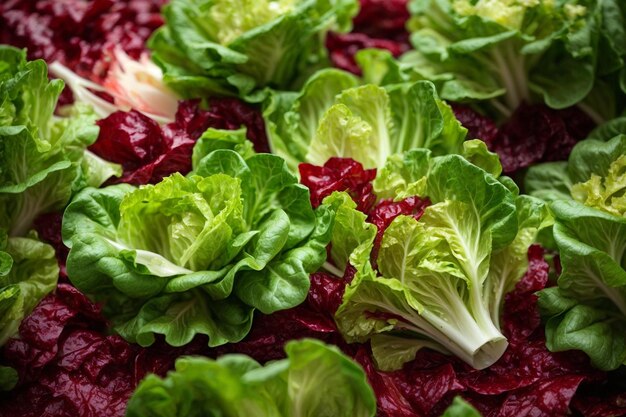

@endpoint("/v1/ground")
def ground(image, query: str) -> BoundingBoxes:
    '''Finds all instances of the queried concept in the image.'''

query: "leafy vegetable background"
[0,0,625,417]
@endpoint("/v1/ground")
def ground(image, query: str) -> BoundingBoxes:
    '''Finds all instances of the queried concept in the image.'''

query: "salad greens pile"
[0,0,625,416]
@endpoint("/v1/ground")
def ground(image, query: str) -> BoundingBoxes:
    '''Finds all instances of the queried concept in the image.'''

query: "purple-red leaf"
[0,0,165,82]
[299,157,377,212]
[90,99,268,185]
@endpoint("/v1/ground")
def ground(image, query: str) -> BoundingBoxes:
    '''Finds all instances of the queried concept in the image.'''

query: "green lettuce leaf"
[321,192,377,276]
[0,365,17,391]
[440,397,483,417]
[125,339,376,417]
[148,0,358,100]
[266,69,467,171]
[538,200,626,370]
[263,69,360,169]
[191,127,256,169]
[526,132,626,215]
[0,231,59,345]
[524,162,573,202]
[63,150,333,347]
[0,46,118,237]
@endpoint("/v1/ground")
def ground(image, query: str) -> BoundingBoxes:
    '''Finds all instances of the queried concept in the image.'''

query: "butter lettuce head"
[62,150,334,347]
[126,339,376,417]
[334,150,550,370]
[264,69,467,171]
[401,0,614,119]
[148,0,358,100]
[0,46,120,237]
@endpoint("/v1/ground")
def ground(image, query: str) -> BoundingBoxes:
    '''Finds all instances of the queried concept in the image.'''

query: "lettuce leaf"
[538,200,626,370]
[0,230,59,345]
[525,130,626,216]
[265,69,467,171]
[62,150,334,347]
[126,339,376,417]
[528,121,626,370]
[0,46,120,237]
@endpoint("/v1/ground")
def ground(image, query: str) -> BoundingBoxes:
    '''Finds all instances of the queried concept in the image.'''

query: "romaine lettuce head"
[264,68,467,171]
[125,339,376,417]
[0,45,120,237]
[334,149,551,370]
[401,0,611,120]
[62,150,334,347]
[148,0,358,100]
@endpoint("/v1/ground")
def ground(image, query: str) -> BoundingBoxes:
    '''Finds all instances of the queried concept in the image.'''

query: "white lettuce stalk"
[49,48,180,124]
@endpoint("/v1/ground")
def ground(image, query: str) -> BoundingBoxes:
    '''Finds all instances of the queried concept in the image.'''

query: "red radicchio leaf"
[326,0,410,75]
[299,157,377,212]
[353,0,410,40]
[34,211,69,282]
[90,99,269,185]
[354,347,421,417]
[326,32,407,75]
[502,244,549,343]
[494,376,585,417]
[572,378,626,417]
[0,0,166,83]
[210,273,348,363]
[393,361,465,416]
[451,104,499,145]
[367,196,431,266]
[488,103,594,174]
[0,284,207,417]
[206,98,270,154]
[452,103,594,175]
